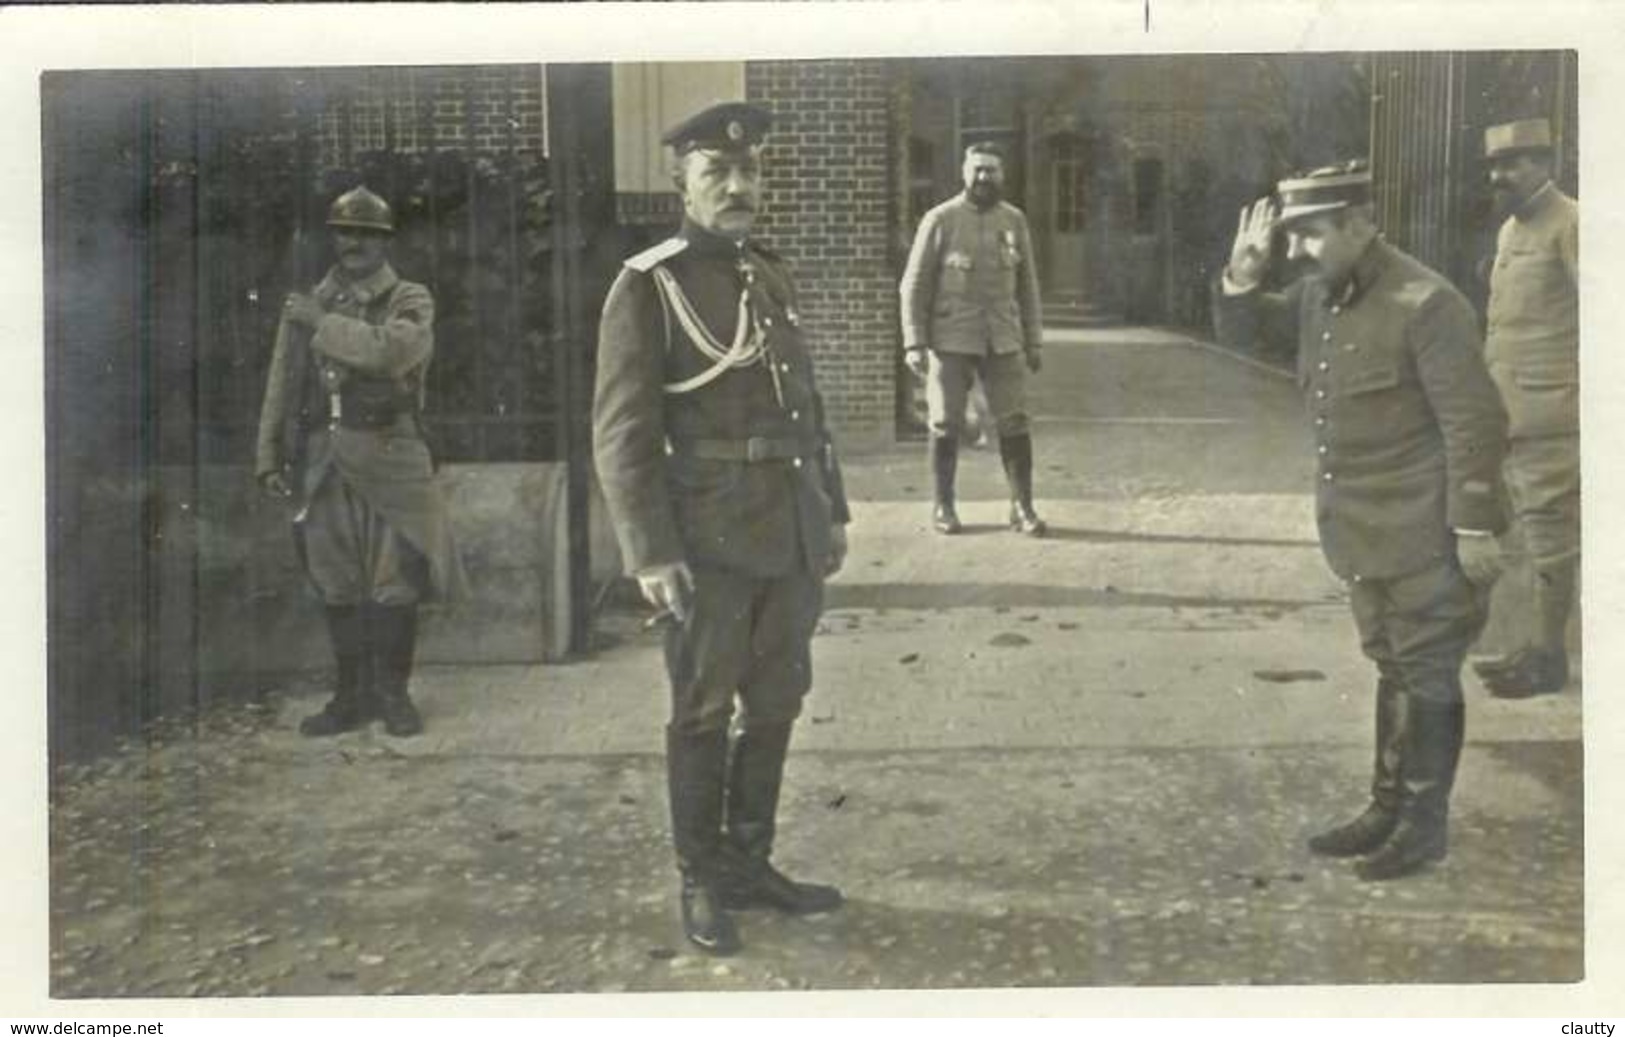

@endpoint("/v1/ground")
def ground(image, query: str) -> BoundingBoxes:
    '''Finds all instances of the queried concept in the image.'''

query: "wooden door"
[1046,134,1090,302]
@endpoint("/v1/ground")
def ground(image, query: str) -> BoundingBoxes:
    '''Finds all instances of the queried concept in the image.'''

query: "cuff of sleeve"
[631,560,684,580]
[1220,269,1260,296]
[1452,528,1495,537]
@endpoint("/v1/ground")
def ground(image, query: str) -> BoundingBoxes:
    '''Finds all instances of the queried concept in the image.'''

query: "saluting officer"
[1471,119,1581,699]
[256,186,467,739]
[1214,162,1508,881]
[593,102,850,955]
[901,141,1046,536]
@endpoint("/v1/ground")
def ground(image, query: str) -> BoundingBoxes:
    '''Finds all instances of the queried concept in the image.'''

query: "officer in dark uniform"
[1213,162,1508,881]
[593,102,850,955]
[256,186,467,738]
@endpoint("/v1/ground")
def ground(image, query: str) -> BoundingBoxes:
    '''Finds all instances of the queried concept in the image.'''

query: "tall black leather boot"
[667,726,741,955]
[931,436,962,534]
[999,432,1046,536]
[720,722,843,915]
[372,604,424,738]
[300,605,370,737]
[1308,676,1404,856]
[1356,699,1466,881]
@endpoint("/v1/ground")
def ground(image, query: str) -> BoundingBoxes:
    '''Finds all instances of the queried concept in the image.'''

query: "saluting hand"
[638,561,696,625]
[1227,197,1279,292]
[904,349,930,379]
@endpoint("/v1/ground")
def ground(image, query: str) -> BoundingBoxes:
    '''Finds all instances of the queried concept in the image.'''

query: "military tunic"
[900,193,1043,438]
[1485,182,1580,568]
[255,262,468,605]
[1215,239,1509,702]
[594,222,849,734]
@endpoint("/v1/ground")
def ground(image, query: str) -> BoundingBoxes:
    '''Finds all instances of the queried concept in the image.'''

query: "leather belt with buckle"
[674,436,812,463]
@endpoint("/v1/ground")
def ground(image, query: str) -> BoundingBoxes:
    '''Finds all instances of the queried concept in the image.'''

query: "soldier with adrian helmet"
[256,185,468,739]
[1213,161,1508,881]
[1470,118,1581,699]
[593,101,850,955]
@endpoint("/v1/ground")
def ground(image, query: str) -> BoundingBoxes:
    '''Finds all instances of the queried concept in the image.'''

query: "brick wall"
[315,67,547,170]
[747,60,899,445]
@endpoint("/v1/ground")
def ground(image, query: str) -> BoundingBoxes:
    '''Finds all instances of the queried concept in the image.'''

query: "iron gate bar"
[545,63,592,659]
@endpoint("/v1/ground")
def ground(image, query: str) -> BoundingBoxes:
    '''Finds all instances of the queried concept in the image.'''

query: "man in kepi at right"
[1214,161,1508,880]
[1471,118,1581,699]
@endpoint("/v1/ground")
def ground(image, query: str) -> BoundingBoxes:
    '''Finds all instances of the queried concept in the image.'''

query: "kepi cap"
[1276,160,1373,225]
[1484,118,1554,159]
[661,101,771,155]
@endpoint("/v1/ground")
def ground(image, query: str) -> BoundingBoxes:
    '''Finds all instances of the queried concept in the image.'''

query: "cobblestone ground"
[46,331,1588,999]
[49,672,1581,997]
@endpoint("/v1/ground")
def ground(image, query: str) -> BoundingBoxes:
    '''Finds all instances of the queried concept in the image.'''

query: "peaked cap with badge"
[661,100,771,155]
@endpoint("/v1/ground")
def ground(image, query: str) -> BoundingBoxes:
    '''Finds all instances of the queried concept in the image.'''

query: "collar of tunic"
[1324,238,1390,309]
[316,262,400,306]
[1512,180,1559,223]
[679,218,752,261]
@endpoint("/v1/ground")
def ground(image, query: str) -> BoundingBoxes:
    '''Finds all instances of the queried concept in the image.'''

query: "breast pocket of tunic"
[1511,363,1579,432]
[1336,363,1410,443]
[940,252,974,303]
[1494,247,1565,306]
[1340,365,1401,397]
[997,238,1021,291]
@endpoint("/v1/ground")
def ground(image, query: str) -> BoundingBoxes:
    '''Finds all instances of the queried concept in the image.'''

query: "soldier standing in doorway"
[901,142,1047,536]
[1213,162,1508,880]
[1470,119,1581,699]
[256,186,467,738]
[593,102,850,955]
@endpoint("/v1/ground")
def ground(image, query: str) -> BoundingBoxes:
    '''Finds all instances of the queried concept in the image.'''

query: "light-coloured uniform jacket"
[1486,182,1579,440]
[900,194,1043,356]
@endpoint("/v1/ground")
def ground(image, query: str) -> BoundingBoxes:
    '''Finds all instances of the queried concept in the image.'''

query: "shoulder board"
[624,237,688,273]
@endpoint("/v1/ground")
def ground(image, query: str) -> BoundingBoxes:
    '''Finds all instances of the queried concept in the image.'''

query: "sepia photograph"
[7,0,1623,1019]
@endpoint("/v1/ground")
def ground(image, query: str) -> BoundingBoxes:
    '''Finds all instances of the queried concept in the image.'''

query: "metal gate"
[44,65,607,761]
[1369,51,1578,314]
